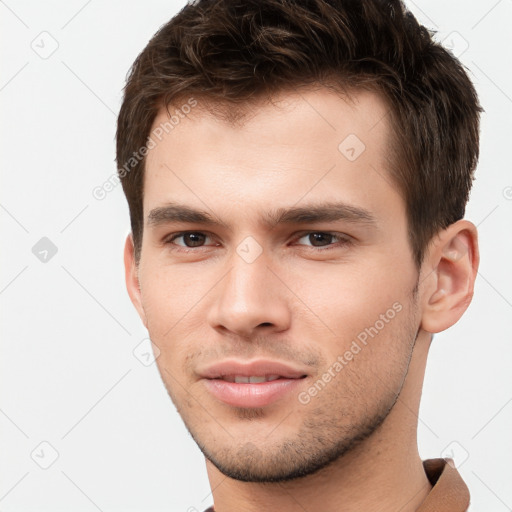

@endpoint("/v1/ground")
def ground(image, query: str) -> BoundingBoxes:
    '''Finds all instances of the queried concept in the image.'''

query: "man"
[116,0,482,510]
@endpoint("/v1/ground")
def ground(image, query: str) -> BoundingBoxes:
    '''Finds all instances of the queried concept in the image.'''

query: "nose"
[206,248,292,339]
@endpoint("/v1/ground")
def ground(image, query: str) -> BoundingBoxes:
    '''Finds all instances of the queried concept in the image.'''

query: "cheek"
[138,262,208,333]
[305,302,417,419]
[295,263,417,397]
[291,257,411,333]
[138,265,215,382]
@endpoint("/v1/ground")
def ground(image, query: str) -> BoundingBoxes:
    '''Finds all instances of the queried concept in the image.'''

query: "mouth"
[199,359,309,408]
[214,374,305,383]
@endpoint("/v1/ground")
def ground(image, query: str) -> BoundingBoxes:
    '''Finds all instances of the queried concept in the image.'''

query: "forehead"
[149,85,392,153]
[143,86,402,228]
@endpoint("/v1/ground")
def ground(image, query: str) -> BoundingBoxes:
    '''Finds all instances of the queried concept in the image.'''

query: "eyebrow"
[147,201,377,230]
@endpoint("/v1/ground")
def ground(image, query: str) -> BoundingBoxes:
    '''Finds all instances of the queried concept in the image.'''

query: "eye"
[166,231,215,248]
[294,231,352,250]
[163,230,352,252]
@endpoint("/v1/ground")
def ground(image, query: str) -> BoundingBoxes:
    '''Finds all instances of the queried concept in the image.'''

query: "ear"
[124,233,147,328]
[420,220,479,334]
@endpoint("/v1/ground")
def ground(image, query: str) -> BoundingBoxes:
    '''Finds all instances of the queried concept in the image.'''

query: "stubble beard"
[160,282,421,483]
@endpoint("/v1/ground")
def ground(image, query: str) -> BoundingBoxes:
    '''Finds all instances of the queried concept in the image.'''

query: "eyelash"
[163,231,353,252]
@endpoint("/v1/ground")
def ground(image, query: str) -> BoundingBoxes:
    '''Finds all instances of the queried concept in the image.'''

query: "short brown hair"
[116,0,483,267]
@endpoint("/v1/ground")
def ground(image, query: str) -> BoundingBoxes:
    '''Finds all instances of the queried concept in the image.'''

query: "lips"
[198,359,308,380]
[199,359,308,408]
[222,375,281,383]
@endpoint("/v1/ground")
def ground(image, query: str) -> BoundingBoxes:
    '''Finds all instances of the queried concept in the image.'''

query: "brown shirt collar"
[417,458,470,511]
[203,458,470,512]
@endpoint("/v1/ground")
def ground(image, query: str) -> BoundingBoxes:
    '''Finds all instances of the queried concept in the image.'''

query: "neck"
[205,331,433,512]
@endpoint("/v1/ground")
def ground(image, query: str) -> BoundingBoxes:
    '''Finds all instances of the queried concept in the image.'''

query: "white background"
[1,1,511,510]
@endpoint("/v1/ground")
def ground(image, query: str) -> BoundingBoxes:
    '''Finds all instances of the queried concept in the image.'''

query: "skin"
[124,86,479,512]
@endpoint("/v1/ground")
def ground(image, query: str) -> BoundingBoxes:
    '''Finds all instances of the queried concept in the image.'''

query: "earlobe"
[123,234,148,328]
[420,220,479,334]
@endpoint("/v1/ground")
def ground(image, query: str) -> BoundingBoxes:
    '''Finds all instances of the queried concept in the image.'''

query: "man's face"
[129,87,423,481]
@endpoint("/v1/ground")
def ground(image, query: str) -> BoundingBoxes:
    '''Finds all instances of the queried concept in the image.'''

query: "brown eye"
[295,232,351,249]
[307,233,335,247]
[169,232,209,247]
